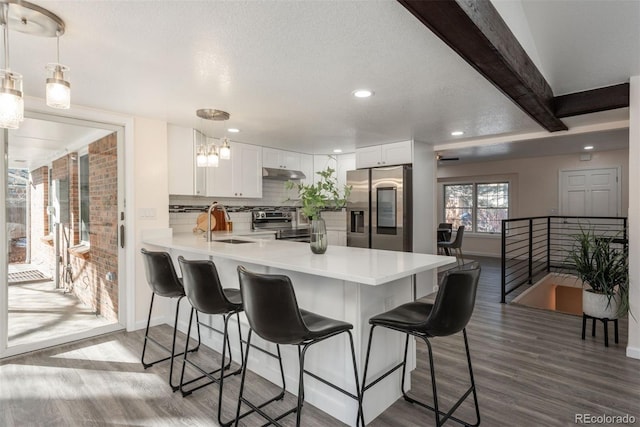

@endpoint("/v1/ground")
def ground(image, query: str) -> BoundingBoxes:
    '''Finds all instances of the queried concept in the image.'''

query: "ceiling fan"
[436,154,459,162]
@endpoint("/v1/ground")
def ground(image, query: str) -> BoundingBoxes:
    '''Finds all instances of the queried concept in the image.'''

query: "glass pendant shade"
[46,63,70,109]
[0,70,23,129]
[196,145,207,167]
[207,145,219,167]
[220,138,231,160]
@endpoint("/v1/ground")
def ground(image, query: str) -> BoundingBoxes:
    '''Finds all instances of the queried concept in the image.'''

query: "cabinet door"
[206,138,234,197]
[299,154,314,186]
[313,155,338,185]
[336,153,356,190]
[168,124,196,195]
[381,140,412,166]
[232,143,262,198]
[282,151,301,170]
[193,130,207,196]
[355,146,382,169]
[262,147,281,169]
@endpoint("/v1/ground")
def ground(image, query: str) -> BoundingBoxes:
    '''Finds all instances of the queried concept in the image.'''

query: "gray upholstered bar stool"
[361,267,482,427]
[177,256,246,427]
[140,248,201,391]
[236,266,363,427]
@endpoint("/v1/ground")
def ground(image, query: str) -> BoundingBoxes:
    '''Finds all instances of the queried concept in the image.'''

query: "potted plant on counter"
[286,167,351,254]
[567,227,629,319]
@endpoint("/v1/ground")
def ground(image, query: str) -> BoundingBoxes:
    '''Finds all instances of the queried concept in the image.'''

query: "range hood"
[262,167,306,181]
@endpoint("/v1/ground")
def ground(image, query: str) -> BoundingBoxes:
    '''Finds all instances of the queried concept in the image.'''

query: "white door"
[560,168,620,217]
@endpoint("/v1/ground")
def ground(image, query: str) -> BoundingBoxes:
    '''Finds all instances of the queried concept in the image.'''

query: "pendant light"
[195,109,232,167]
[0,1,66,129]
[0,3,22,129]
[46,32,70,109]
[220,137,231,160]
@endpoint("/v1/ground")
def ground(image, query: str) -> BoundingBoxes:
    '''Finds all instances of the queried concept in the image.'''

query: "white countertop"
[143,233,455,286]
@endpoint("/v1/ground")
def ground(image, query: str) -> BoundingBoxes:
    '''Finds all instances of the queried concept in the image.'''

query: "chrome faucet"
[206,201,231,241]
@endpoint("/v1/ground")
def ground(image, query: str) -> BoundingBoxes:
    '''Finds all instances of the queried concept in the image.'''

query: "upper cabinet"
[207,141,262,198]
[167,124,206,196]
[355,140,412,169]
[232,142,262,198]
[263,147,302,170]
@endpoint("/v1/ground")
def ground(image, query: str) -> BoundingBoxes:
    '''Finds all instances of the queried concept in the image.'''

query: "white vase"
[582,289,621,319]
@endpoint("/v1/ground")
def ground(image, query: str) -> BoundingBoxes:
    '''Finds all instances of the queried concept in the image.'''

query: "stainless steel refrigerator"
[346,165,412,252]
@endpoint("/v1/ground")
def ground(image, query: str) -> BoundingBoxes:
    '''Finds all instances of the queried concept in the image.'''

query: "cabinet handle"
[239,193,243,196]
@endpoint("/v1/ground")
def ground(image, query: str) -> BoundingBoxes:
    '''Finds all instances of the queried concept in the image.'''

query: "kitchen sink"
[214,238,255,244]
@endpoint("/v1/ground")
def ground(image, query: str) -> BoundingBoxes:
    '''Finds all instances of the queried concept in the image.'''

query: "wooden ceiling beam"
[398,0,568,132]
[554,83,630,118]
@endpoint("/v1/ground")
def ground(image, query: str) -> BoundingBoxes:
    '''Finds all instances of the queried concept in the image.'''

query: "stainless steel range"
[251,210,311,242]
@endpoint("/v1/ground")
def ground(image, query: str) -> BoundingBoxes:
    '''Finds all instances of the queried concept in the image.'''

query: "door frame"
[0,103,134,359]
[558,166,622,217]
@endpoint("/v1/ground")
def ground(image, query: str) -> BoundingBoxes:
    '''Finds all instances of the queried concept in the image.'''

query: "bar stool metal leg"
[234,330,291,427]
[141,293,201,391]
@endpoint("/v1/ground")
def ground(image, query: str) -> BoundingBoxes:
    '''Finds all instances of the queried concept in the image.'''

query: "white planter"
[582,289,621,319]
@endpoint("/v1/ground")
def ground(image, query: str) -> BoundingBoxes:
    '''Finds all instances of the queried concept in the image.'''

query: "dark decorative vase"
[310,218,328,254]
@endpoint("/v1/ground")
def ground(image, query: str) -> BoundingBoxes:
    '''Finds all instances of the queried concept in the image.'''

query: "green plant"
[567,226,629,317]
[285,167,351,220]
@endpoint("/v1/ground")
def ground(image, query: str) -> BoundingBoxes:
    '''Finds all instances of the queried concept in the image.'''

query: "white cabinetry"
[299,154,314,185]
[206,138,233,198]
[355,140,412,169]
[233,143,262,198]
[168,124,206,196]
[263,147,302,170]
[314,154,354,190]
[336,153,355,190]
[207,141,262,198]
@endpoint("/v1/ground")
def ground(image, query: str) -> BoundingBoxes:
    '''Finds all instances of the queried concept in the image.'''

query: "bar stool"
[361,268,481,427]
[140,248,201,391]
[236,266,363,427]
[177,256,246,426]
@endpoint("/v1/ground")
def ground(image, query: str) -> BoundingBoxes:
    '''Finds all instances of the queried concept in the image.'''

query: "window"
[79,154,90,243]
[444,182,509,233]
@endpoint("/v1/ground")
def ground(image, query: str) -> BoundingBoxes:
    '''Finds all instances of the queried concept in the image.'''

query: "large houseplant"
[286,167,351,254]
[567,227,629,319]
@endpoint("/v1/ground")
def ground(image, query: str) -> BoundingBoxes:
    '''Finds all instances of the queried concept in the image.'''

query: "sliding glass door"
[1,112,126,358]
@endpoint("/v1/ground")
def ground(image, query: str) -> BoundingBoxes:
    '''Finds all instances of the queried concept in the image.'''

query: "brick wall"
[28,134,119,323]
[85,133,118,321]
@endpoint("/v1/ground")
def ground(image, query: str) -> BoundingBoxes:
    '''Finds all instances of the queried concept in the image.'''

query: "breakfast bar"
[142,231,455,425]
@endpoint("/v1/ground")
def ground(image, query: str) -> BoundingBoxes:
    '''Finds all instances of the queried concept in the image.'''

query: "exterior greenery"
[567,227,629,318]
[286,167,351,220]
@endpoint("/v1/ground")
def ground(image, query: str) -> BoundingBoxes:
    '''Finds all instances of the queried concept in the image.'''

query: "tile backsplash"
[169,180,347,233]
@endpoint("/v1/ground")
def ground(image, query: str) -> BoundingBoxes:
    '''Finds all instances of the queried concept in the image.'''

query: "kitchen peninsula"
[142,230,455,425]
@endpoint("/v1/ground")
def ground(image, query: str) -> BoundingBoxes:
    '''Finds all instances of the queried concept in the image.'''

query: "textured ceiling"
[6,0,640,166]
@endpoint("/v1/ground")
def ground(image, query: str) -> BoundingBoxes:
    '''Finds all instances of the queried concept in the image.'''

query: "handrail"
[500,215,627,303]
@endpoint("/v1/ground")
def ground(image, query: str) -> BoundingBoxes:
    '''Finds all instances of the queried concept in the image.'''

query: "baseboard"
[132,316,169,331]
[626,346,640,359]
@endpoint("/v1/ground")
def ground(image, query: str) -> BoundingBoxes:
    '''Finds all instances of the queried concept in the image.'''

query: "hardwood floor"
[2,256,639,426]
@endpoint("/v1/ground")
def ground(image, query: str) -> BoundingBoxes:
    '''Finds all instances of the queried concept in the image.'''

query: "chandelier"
[0,0,69,129]
[195,109,232,167]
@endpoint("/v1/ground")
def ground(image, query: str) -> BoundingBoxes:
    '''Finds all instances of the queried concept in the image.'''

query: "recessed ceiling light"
[451,131,464,136]
[228,128,239,133]
[333,149,343,154]
[353,89,373,98]
[584,145,594,150]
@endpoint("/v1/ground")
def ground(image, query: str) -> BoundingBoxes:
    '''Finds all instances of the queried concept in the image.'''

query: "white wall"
[437,149,629,257]
[133,117,170,329]
[413,141,438,296]
[628,76,639,359]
